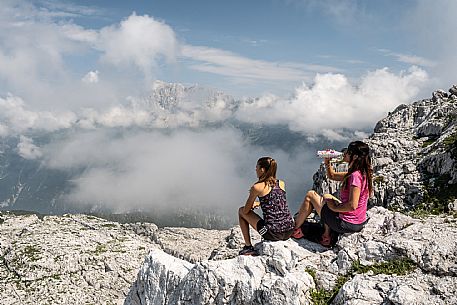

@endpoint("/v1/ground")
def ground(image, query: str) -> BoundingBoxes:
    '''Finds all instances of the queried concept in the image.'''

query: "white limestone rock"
[333,271,457,305]
[0,212,157,305]
[126,206,457,305]
[126,243,316,305]
[151,227,232,263]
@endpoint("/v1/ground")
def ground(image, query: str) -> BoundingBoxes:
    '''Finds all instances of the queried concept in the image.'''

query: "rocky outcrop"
[334,271,457,305]
[314,86,457,211]
[125,207,457,305]
[2,208,456,304]
[0,212,158,305]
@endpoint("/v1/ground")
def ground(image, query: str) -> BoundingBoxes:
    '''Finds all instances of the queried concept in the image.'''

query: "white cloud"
[0,65,429,141]
[96,105,151,128]
[181,45,340,83]
[43,128,256,212]
[379,49,435,67]
[0,5,177,110]
[97,13,178,77]
[41,127,316,213]
[235,66,428,138]
[17,135,42,159]
[0,124,8,137]
[82,70,99,83]
[0,1,112,110]
[61,23,98,43]
[37,0,102,18]
[0,94,77,136]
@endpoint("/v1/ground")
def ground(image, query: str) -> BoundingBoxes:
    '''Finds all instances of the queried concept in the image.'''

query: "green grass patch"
[93,244,107,255]
[443,132,457,160]
[51,274,61,280]
[351,258,416,276]
[305,268,316,280]
[413,174,457,216]
[309,274,350,305]
[373,176,385,184]
[23,245,40,261]
[421,138,437,148]
[101,223,118,228]
[307,258,416,304]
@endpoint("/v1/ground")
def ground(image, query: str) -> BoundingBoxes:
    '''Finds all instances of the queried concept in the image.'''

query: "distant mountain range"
[0,81,331,225]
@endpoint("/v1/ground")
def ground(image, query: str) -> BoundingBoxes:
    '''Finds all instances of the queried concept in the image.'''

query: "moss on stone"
[416,174,457,215]
[421,138,437,148]
[308,258,416,304]
[443,132,457,159]
[23,245,40,261]
[93,244,107,255]
[101,223,118,228]
[373,176,385,184]
[351,258,416,276]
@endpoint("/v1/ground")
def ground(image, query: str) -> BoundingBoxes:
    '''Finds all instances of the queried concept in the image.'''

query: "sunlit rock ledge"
[1,207,457,305]
[125,207,457,305]
[0,212,159,305]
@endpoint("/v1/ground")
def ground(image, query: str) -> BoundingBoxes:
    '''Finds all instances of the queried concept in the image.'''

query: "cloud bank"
[0,64,428,141]
[17,135,42,160]
[235,66,428,140]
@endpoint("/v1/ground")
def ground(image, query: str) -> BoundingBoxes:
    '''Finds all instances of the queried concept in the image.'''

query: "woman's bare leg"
[238,207,262,246]
[294,190,323,229]
[322,224,331,238]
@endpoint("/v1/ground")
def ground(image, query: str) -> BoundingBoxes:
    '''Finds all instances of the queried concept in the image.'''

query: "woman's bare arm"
[242,184,263,214]
[324,158,347,181]
[327,186,361,212]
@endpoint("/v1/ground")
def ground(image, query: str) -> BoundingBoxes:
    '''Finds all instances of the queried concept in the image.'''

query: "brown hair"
[342,141,373,195]
[256,157,277,187]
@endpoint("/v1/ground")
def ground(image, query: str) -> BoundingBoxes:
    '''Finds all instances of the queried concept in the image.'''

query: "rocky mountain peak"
[139,80,236,112]
[315,85,457,212]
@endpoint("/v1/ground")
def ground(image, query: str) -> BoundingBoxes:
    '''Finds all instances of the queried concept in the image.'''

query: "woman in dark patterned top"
[238,157,295,256]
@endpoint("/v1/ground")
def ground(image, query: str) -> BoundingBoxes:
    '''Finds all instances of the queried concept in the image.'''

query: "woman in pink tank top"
[292,141,373,247]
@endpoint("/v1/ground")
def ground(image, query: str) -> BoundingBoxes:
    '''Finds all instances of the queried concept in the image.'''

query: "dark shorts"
[320,204,366,234]
[256,219,294,241]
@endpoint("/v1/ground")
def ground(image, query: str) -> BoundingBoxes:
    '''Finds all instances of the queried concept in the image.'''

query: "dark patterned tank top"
[258,180,294,233]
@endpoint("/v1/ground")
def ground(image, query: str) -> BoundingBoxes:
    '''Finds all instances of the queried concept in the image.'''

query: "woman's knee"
[238,206,245,216]
[305,190,318,200]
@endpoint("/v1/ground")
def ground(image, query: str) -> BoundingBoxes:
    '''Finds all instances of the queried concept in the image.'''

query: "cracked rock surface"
[0,212,158,305]
[125,207,457,305]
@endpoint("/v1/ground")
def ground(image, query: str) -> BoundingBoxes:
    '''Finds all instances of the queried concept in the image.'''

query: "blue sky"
[67,0,447,93]
[69,0,433,95]
[2,0,453,101]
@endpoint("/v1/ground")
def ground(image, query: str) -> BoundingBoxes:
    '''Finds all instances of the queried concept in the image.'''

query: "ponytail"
[256,157,277,187]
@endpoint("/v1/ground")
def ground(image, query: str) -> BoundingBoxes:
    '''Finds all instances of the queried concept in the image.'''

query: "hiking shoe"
[238,245,258,256]
[291,227,304,239]
[320,234,331,247]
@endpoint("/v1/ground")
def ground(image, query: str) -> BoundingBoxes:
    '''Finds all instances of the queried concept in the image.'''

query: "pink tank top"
[339,171,368,224]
